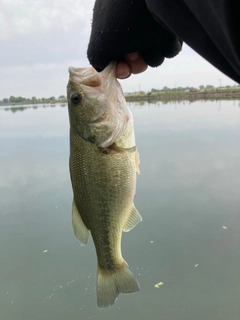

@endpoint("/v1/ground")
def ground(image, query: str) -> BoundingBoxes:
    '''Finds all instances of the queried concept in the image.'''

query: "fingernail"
[127,52,139,61]
[117,70,131,79]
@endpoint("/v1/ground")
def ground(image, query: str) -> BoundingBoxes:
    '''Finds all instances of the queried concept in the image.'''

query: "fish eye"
[71,93,81,104]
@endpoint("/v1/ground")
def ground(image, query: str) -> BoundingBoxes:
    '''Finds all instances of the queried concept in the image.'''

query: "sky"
[0,0,237,99]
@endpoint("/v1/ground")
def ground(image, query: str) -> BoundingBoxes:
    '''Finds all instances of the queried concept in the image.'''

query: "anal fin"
[123,204,142,232]
[72,199,90,245]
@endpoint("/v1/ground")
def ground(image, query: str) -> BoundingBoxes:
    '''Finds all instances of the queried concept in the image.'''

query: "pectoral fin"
[72,199,90,245]
[123,204,142,232]
[135,149,140,174]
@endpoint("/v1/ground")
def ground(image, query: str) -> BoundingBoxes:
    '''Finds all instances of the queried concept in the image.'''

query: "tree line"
[1,83,239,105]
[126,84,240,95]
[0,95,67,105]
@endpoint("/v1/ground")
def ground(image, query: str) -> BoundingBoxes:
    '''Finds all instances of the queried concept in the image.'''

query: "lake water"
[0,100,240,320]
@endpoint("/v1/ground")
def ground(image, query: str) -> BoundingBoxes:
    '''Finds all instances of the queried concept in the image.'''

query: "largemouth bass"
[67,62,141,308]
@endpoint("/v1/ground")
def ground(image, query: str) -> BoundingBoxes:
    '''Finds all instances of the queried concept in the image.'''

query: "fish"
[67,62,142,308]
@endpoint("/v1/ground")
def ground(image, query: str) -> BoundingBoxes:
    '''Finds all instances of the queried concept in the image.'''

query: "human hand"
[87,0,182,76]
[116,52,148,79]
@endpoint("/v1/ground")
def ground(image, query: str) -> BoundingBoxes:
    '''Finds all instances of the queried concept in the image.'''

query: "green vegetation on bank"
[125,84,240,101]
[0,95,67,106]
[126,84,240,95]
[1,84,240,106]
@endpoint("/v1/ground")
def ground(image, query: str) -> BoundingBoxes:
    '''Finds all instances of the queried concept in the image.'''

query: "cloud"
[0,59,88,98]
[0,0,95,97]
[0,0,236,99]
[120,45,235,93]
[0,0,94,38]
[0,0,95,68]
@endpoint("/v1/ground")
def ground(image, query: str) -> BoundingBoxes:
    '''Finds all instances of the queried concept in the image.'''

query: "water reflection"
[0,103,67,113]
[0,101,240,320]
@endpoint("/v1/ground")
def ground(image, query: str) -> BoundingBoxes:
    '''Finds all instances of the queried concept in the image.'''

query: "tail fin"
[97,261,139,308]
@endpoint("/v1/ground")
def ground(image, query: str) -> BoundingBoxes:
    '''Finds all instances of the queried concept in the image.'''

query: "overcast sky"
[0,0,237,99]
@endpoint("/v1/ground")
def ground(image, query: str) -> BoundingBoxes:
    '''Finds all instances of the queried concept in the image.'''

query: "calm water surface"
[0,100,240,320]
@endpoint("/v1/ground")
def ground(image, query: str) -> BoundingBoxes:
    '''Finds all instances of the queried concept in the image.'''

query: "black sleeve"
[146,0,240,83]
[87,0,182,72]
[87,0,240,83]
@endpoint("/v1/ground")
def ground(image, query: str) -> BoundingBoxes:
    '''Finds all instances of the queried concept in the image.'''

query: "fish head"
[67,63,132,147]
[67,66,104,125]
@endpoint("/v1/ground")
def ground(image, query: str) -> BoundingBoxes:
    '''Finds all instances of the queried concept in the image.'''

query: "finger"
[125,52,148,74]
[116,61,131,79]
[116,52,148,79]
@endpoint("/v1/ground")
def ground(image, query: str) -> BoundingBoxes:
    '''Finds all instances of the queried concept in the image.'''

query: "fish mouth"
[68,62,117,88]
[99,61,117,78]
[68,66,102,87]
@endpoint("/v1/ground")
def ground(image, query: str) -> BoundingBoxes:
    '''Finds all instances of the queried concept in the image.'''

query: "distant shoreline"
[125,90,240,102]
[0,101,67,107]
[1,89,240,107]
